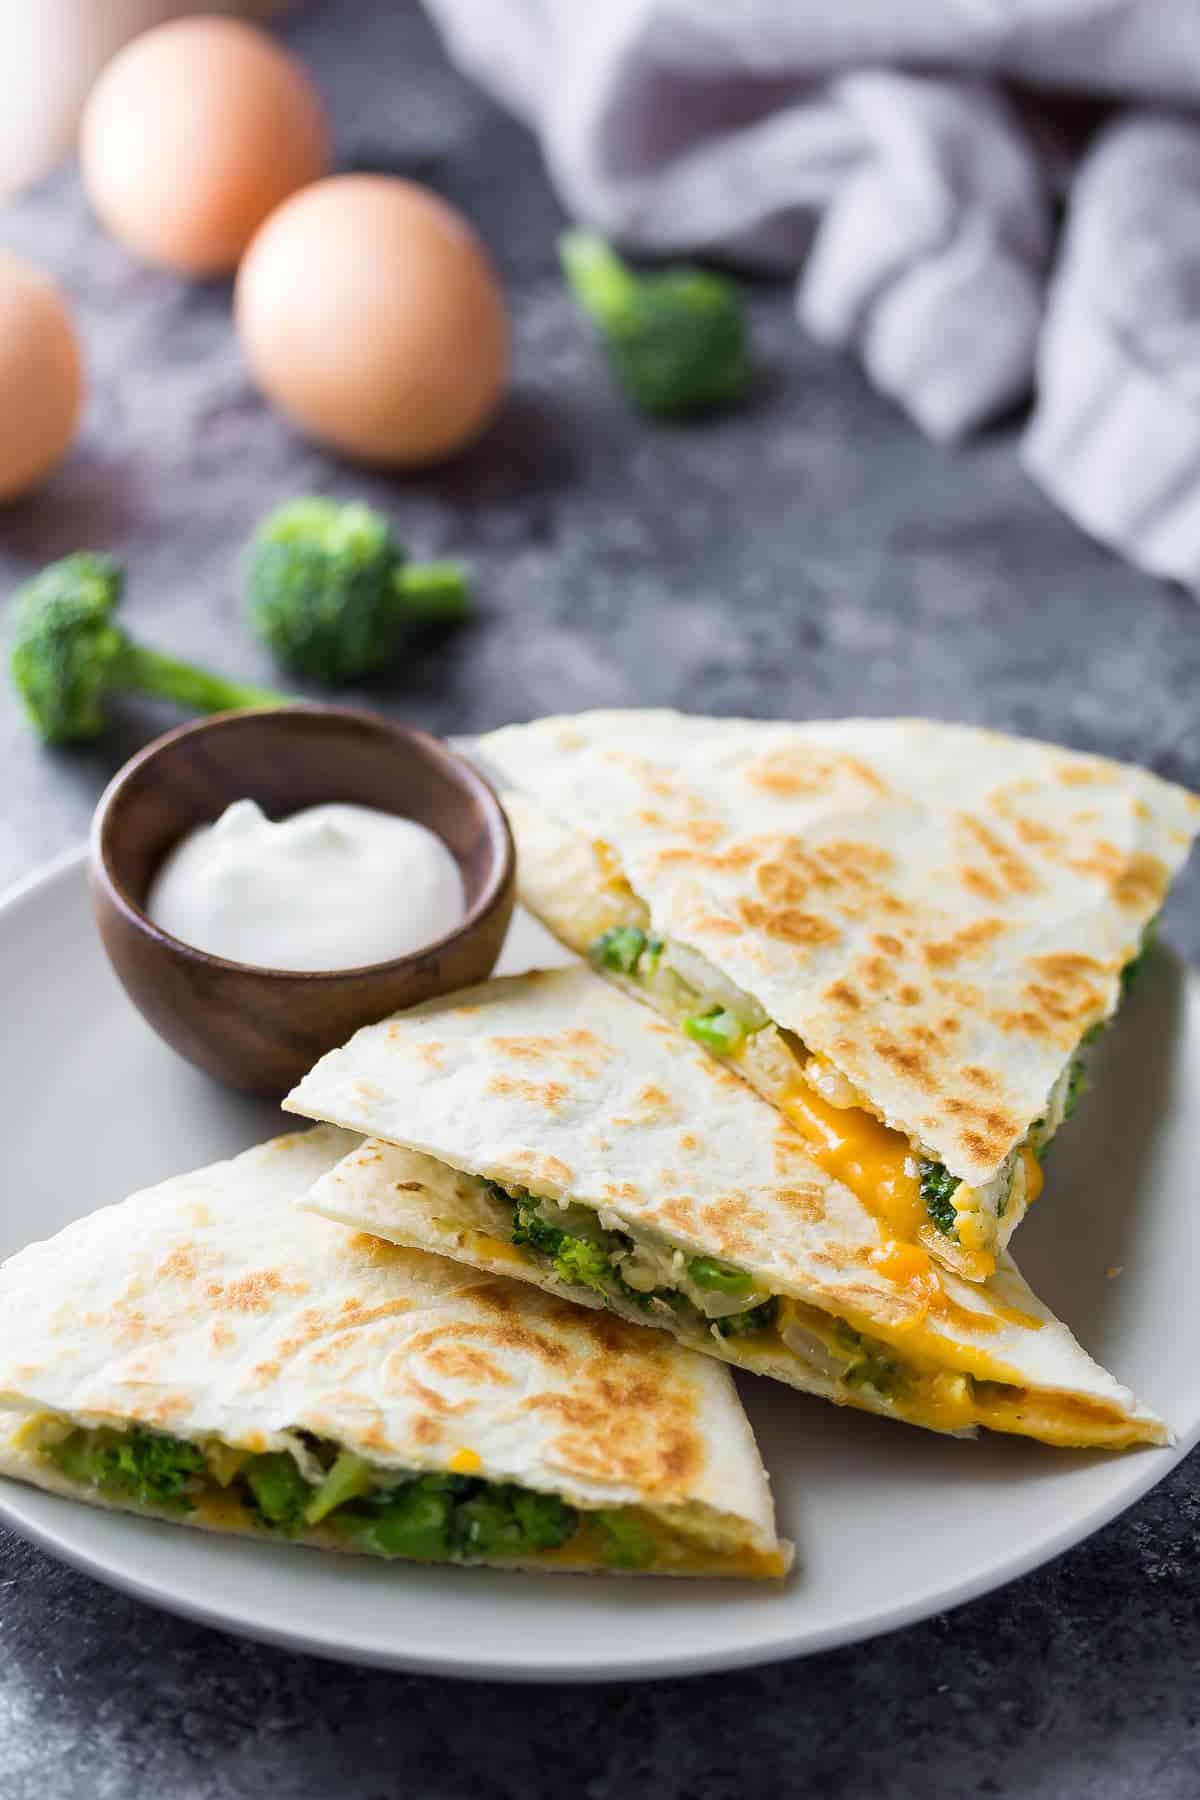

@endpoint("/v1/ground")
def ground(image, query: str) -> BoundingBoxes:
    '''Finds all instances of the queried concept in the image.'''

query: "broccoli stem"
[560,232,640,322]
[120,644,292,716]
[393,560,471,621]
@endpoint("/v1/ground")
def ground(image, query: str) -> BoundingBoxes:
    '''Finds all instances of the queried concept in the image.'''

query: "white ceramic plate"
[1,847,1198,1682]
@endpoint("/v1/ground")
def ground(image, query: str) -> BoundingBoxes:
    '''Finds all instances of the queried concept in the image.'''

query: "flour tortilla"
[478,712,1200,1191]
[0,1127,787,1577]
[286,968,1166,1449]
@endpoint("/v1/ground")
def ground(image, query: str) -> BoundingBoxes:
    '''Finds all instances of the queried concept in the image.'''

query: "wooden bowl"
[89,706,515,1098]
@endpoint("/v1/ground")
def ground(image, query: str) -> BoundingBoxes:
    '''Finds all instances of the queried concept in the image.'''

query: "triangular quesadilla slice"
[287,968,1166,1450]
[0,1127,789,1579]
[479,711,1200,1282]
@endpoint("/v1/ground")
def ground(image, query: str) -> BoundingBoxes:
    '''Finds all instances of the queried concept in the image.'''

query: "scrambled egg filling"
[17,1413,765,1570]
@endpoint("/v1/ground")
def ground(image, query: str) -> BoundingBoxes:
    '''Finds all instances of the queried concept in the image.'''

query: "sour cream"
[146,798,465,971]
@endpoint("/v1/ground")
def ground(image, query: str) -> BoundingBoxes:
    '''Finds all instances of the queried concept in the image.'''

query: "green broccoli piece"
[591,1509,657,1571]
[242,498,470,683]
[688,1255,754,1297]
[684,1007,745,1056]
[48,1425,205,1513]
[452,1483,578,1559]
[552,1235,614,1298]
[713,1295,779,1338]
[1062,1059,1090,1123]
[591,925,648,975]
[560,232,750,419]
[242,1451,311,1534]
[919,1160,961,1236]
[509,1191,568,1260]
[334,1476,459,1560]
[1120,916,1159,997]
[9,553,292,745]
[303,1448,373,1526]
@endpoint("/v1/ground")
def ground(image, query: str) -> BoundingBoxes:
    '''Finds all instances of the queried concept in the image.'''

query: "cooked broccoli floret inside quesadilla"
[34,1420,661,1570]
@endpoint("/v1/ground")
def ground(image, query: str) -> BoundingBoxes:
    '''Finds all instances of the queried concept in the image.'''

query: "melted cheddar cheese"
[780,1083,926,1241]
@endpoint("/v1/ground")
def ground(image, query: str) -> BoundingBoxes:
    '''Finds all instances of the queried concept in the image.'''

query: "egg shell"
[0,253,84,501]
[234,174,509,466]
[80,15,328,276]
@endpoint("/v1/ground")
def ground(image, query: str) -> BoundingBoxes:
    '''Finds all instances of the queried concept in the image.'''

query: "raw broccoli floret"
[919,1160,961,1236]
[49,1425,205,1512]
[9,553,291,744]
[713,1295,779,1338]
[242,498,469,683]
[560,232,750,419]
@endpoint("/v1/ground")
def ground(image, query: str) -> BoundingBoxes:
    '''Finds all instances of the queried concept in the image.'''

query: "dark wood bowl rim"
[89,705,515,983]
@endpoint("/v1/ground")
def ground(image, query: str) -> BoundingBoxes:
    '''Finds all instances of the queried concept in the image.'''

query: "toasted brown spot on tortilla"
[413,1042,445,1068]
[393,1180,426,1193]
[1058,763,1108,786]
[961,1065,997,1090]
[961,815,1040,896]
[206,1269,303,1314]
[413,1414,442,1445]
[637,808,665,827]
[825,979,862,1012]
[739,897,841,949]
[487,1075,569,1111]
[775,1185,826,1223]
[1072,844,1169,911]
[157,1243,198,1283]
[1013,816,1058,851]
[507,1151,574,1191]
[354,1080,382,1102]
[962,866,1004,903]
[683,819,724,847]
[252,1358,282,1385]
[691,912,745,937]
[871,1032,932,1082]
[895,984,921,1006]
[698,1190,769,1256]
[744,748,837,797]
[638,1083,672,1113]
[210,1321,235,1351]
[657,1195,700,1234]
[859,955,891,993]
[923,918,1008,969]
[679,1132,701,1151]
[425,1343,513,1385]
[873,933,904,956]
[822,841,894,883]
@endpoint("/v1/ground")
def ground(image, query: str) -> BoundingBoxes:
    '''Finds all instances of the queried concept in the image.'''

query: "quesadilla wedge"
[479,712,1200,1282]
[287,967,1166,1450]
[0,1127,789,1579]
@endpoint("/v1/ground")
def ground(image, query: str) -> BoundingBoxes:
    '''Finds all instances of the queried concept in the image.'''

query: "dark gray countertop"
[2,4,1199,1795]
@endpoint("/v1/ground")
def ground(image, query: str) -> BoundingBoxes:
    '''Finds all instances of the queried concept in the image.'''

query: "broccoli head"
[560,231,750,418]
[919,1159,961,1236]
[9,552,292,744]
[334,1474,579,1562]
[242,497,470,683]
[49,1424,205,1513]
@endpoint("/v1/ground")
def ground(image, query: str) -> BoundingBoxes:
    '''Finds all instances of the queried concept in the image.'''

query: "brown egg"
[80,16,328,277]
[234,175,509,466]
[0,253,84,501]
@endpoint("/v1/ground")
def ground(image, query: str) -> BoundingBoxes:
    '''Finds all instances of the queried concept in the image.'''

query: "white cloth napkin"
[422,0,1200,595]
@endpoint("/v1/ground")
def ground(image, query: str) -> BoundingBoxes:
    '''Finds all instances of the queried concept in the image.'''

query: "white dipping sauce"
[146,798,466,971]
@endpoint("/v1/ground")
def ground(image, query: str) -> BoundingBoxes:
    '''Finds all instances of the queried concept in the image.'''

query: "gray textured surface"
[1,3,1199,1795]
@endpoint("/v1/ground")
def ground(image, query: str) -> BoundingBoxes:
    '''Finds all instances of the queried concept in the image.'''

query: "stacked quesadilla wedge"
[0,1127,790,1578]
[288,966,1166,1450]
[478,712,1200,1282]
